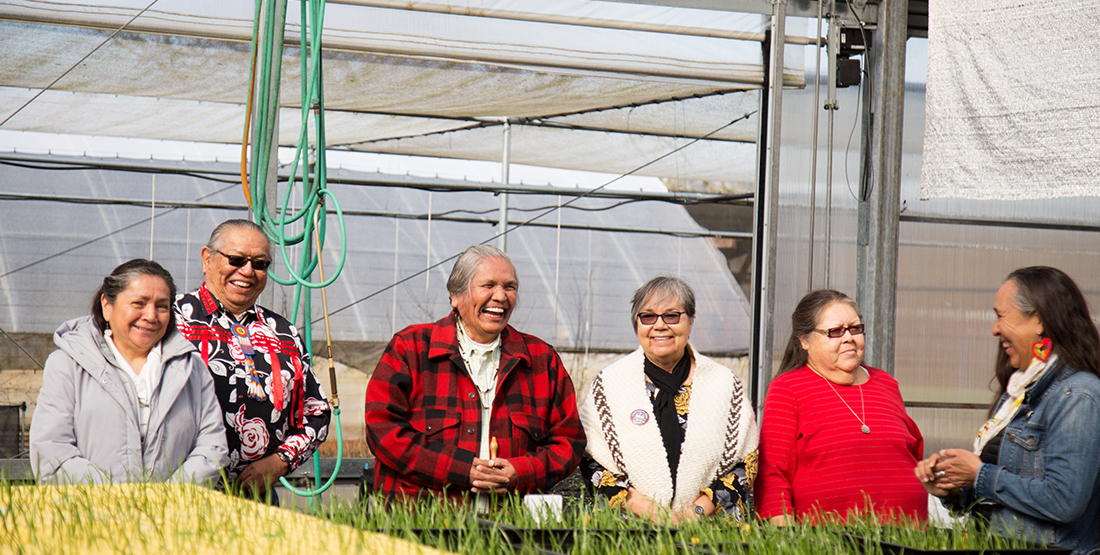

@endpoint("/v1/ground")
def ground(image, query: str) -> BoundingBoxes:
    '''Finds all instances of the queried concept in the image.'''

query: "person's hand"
[915,453,943,486]
[915,452,959,494]
[623,487,662,522]
[767,514,790,526]
[670,494,715,524]
[916,450,978,499]
[470,457,518,493]
[932,448,981,489]
[236,453,290,494]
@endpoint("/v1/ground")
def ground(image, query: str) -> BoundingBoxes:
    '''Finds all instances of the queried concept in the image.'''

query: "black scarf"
[643,350,692,491]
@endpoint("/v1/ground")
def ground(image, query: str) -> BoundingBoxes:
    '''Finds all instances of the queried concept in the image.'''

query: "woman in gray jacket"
[30,259,228,484]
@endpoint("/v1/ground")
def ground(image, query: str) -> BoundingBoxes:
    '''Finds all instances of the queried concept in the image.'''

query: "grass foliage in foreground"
[0,481,443,555]
[0,478,1055,555]
[320,493,1052,555]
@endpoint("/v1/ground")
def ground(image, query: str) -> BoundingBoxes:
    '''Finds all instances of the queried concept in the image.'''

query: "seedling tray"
[380,526,567,555]
[476,519,670,552]
[675,540,750,555]
[839,532,1072,555]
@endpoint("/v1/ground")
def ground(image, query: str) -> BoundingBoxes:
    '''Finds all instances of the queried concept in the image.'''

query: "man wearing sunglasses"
[365,245,585,502]
[175,219,331,503]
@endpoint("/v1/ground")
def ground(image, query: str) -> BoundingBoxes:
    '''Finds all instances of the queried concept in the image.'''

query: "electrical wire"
[845,0,873,203]
[0,160,243,184]
[844,77,864,203]
[325,89,752,149]
[240,2,262,208]
[0,325,44,370]
[0,185,239,281]
[321,111,753,321]
[0,0,162,129]
[0,192,745,242]
[0,158,753,205]
[339,111,757,148]
[0,190,749,222]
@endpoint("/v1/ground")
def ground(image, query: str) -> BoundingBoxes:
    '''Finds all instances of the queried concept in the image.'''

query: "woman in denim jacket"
[916,267,1100,554]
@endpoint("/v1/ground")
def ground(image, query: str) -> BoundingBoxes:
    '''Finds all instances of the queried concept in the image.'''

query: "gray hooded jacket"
[30,315,228,484]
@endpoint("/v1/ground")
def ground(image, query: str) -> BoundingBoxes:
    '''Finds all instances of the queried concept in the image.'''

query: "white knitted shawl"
[580,347,759,511]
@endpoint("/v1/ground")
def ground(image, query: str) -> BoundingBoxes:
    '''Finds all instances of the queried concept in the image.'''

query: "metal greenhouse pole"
[749,1,786,411]
[856,0,908,374]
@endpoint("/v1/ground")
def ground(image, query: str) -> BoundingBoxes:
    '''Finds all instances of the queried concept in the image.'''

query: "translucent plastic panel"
[0,162,751,355]
[906,406,990,458]
[894,222,1100,405]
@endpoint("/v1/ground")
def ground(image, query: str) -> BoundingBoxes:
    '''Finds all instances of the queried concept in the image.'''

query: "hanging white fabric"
[921,0,1100,199]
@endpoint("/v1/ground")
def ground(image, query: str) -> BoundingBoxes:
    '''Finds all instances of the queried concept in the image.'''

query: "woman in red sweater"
[755,290,927,524]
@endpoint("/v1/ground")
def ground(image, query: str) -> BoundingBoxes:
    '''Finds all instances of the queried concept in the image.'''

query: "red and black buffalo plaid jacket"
[364,314,585,499]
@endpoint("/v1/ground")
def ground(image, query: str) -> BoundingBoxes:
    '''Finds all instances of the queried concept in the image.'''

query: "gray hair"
[446,245,517,297]
[207,219,272,257]
[1010,278,1037,317]
[630,276,696,332]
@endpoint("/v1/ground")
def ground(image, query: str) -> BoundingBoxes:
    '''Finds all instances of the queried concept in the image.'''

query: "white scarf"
[580,348,758,511]
[973,354,1057,455]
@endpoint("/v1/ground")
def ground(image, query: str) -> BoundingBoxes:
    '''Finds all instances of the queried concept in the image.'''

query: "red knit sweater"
[755,366,927,523]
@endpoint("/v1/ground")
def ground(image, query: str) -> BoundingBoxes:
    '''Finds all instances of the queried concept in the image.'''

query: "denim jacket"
[958,360,1100,554]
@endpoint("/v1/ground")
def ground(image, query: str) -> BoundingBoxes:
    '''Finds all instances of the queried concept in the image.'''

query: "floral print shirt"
[175,284,330,479]
[583,382,757,522]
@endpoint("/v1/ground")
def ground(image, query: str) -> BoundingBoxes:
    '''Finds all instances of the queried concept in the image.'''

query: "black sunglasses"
[813,324,865,338]
[637,311,686,326]
[215,249,272,271]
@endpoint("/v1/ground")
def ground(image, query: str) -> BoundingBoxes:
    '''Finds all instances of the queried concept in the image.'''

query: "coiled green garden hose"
[242,0,347,504]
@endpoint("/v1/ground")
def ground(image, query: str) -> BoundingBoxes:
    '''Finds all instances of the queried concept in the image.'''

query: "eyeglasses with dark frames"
[813,324,865,338]
[637,311,687,326]
[215,249,272,272]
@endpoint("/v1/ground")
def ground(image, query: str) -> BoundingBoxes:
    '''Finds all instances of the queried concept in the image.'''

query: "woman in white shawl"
[580,276,758,523]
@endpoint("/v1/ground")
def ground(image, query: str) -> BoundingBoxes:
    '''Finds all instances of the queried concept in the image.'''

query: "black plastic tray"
[477,519,670,552]
[377,522,670,555]
[380,526,566,555]
[838,532,1072,555]
[675,540,750,554]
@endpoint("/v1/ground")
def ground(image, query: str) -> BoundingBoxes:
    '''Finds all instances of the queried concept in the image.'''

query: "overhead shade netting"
[0,161,752,354]
[921,0,1100,199]
[0,0,809,185]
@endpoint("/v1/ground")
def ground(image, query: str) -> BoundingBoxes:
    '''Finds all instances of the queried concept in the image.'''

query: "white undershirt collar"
[104,329,163,441]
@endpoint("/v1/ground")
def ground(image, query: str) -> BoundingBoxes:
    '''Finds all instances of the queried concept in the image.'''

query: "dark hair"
[207,219,271,257]
[91,259,178,336]
[991,267,1100,407]
[630,276,696,333]
[778,289,862,374]
[446,244,517,298]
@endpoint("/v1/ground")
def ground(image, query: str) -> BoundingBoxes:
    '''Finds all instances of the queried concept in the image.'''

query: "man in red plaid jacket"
[365,245,585,499]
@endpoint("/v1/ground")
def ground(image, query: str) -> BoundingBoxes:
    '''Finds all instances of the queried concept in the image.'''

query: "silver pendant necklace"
[809,365,870,434]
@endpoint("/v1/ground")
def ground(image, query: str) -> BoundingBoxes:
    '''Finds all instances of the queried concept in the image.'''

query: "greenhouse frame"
[2,0,1100,476]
